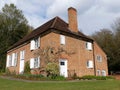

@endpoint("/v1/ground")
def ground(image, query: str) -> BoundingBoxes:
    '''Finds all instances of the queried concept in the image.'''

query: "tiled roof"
[8,16,93,50]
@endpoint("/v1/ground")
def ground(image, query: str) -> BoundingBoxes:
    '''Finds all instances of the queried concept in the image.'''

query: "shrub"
[0,69,5,73]
[71,73,79,79]
[24,61,30,74]
[14,74,66,81]
[5,68,11,75]
[46,63,59,77]
[79,75,115,80]
[53,75,66,80]
[14,74,45,80]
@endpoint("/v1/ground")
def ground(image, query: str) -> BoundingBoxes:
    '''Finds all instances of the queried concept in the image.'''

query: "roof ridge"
[51,16,58,28]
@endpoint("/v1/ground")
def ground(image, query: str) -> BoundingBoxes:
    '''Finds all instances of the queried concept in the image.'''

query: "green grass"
[0,77,120,90]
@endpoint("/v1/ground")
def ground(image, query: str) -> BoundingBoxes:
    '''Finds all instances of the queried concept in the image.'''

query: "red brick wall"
[94,42,108,76]
[6,32,108,76]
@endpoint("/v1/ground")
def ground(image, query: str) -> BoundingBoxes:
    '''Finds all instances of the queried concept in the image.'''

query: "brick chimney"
[68,7,78,32]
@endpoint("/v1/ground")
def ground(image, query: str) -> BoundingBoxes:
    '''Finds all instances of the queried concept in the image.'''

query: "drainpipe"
[93,42,96,76]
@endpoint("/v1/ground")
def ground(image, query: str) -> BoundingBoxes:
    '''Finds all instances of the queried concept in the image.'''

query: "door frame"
[59,59,68,77]
[19,50,25,74]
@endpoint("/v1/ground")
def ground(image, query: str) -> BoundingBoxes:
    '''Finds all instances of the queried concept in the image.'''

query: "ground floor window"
[97,70,101,76]
[34,57,40,68]
[101,70,106,76]
[30,57,40,69]
[9,55,12,66]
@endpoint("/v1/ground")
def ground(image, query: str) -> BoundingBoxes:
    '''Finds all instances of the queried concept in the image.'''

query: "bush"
[79,75,115,80]
[0,69,5,73]
[14,74,45,80]
[71,73,79,79]
[13,74,66,81]
[5,68,11,75]
[24,61,30,74]
[46,63,59,77]
[53,75,66,80]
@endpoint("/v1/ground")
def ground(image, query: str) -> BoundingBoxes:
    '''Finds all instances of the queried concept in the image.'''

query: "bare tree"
[33,46,75,77]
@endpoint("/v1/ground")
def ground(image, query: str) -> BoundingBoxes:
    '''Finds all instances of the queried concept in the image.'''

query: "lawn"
[0,77,120,90]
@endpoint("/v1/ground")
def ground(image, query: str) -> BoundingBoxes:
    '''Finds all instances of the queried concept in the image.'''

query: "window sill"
[87,67,93,69]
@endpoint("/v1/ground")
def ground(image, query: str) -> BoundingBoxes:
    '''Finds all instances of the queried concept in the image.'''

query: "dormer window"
[86,42,92,50]
[60,35,65,45]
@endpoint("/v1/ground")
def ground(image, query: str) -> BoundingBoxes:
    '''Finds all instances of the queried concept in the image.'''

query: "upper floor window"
[60,35,65,45]
[97,55,102,62]
[87,60,93,68]
[20,51,25,60]
[30,37,40,50]
[86,42,92,50]
[35,38,39,49]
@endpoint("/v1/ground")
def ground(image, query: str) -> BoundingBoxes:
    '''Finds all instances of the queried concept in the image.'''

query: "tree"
[91,28,120,73]
[0,4,32,71]
[33,46,75,77]
[92,29,115,72]
[111,18,120,72]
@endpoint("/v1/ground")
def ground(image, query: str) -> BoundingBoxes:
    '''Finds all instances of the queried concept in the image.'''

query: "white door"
[59,60,68,77]
[19,51,25,74]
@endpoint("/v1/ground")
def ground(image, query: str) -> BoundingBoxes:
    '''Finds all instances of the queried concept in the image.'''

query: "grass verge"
[0,76,120,90]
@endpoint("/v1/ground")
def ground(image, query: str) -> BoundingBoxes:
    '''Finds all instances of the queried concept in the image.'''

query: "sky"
[0,0,120,35]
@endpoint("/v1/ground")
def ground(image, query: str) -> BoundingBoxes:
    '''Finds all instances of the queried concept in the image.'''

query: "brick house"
[6,7,108,77]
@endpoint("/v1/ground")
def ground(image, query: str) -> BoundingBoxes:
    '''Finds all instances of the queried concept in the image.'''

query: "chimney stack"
[68,7,78,32]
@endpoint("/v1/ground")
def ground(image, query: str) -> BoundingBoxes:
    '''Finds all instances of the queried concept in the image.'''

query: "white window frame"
[101,70,106,76]
[30,57,40,69]
[97,70,101,76]
[12,53,15,66]
[35,38,40,49]
[20,50,25,60]
[30,40,35,50]
[30,58,34,69]
[87,60,93,68]
[30,37,40,50]
[86,42,92,50]
[34,57,40,68]
[96,55,102,62]
[14,53,18,66]
[9,55,12,66]
[60,35,65,45]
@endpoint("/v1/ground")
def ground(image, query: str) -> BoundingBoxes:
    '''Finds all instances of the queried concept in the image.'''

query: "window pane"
[97,55,102,62]
[97,70,101,76]
[9,55,12,66]
[35,38,39,49]
[60,62,65,65]
[34,58,38,68]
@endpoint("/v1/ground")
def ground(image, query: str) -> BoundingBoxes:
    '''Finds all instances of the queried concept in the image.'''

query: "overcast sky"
[0,0,120,35]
